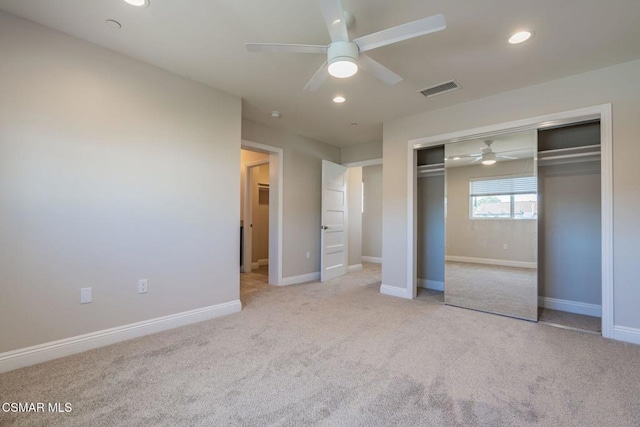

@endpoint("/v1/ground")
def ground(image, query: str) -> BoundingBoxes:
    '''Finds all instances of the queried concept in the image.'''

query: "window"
[470,176,537,219]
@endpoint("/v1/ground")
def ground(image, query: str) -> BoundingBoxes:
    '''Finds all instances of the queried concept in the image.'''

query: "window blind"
[470,176,537,196]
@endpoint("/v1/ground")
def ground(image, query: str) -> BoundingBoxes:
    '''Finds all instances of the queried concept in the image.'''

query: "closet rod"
[417,168,445,174]
[538,144,600,155]
[538,152,600,162]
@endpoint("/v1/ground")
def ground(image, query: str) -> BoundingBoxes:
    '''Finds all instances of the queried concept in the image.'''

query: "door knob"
[322,225,329,230]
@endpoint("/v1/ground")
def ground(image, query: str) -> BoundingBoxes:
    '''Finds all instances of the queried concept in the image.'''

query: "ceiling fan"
[466,141,519,165]
[245,0,446,91]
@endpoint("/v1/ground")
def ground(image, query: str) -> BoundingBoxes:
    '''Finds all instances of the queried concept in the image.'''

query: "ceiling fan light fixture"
[482,152,497,165]
[327,41,359,78]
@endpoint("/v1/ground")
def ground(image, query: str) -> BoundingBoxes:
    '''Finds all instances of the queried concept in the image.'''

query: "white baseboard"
[362,256,382,264]
[348,264,363,273]
[380,284,412,299]
[0,300,242,374]
[280,272,320,286]
[612,326,640,345]
[258,258,269,267]
[417,278,444,291]
[538,297,602,317]
[445,255,536,269]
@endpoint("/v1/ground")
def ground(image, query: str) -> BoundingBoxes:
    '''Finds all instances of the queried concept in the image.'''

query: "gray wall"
[382,58,640,331]
[342,141,382,164]
[417,175,445,283]
[241,120,341,278]
[539,162,601,304]
[445,159,537,263]
[362,165,383,258]
[0,12,241,353]
[347,167,363,267]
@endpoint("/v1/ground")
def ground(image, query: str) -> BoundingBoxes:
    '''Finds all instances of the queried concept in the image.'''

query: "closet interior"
[415,120,602,333]
[416,146,445,299]
[537,121,602,333]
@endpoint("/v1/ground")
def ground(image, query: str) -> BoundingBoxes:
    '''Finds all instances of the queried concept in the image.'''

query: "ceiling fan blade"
[246,43,328,54]
[499,155,519,159]
[471,156,482,163]
[304,61,329,91]
[354,13,446,52]
[318,0,349,42]
[358,54,403,85]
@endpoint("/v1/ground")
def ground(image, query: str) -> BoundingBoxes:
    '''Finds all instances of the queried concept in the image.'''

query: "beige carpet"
[2,263,639,426]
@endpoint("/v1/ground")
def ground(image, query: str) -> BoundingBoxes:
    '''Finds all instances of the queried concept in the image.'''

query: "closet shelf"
[538,144,601,165]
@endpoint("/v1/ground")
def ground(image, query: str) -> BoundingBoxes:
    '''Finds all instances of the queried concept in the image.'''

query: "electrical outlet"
[80,287,92,304]
[306,251,311,259]
[138,279,148,294]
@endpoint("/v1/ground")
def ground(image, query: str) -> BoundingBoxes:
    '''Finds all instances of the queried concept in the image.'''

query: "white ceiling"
[1,0,640,147]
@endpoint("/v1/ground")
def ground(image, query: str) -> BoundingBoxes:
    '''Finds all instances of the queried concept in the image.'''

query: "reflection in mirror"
[443,131,538,320]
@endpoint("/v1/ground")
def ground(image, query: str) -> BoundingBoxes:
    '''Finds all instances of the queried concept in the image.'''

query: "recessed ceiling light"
[453,157,460,160]
[270,111,281,119]
[333,96,346,104]
[350,123,358,127]
[123,0,150,7]
[508,31,532,44]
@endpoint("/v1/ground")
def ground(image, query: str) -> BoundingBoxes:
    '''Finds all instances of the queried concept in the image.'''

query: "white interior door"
[321,160,348,281]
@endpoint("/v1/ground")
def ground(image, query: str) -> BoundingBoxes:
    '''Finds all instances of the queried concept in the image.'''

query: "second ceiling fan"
[246,0,446,91]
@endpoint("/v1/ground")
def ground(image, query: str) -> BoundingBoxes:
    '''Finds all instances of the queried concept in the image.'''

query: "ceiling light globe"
[328,60,358,79]
[508,31,532,44]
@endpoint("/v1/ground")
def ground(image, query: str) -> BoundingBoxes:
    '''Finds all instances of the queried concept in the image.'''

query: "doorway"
[243,156,269,276]
[344,159,383,273]
[240,140,283,289]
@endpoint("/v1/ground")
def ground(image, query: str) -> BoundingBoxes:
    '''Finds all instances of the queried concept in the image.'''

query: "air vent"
[420,81,459,98]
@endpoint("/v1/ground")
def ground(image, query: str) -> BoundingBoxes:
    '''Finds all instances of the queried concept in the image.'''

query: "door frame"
[405,104,613,338]
[242,140,283,286]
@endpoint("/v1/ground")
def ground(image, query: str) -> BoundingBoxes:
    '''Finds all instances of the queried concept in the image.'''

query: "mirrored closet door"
[443,130,538,320]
